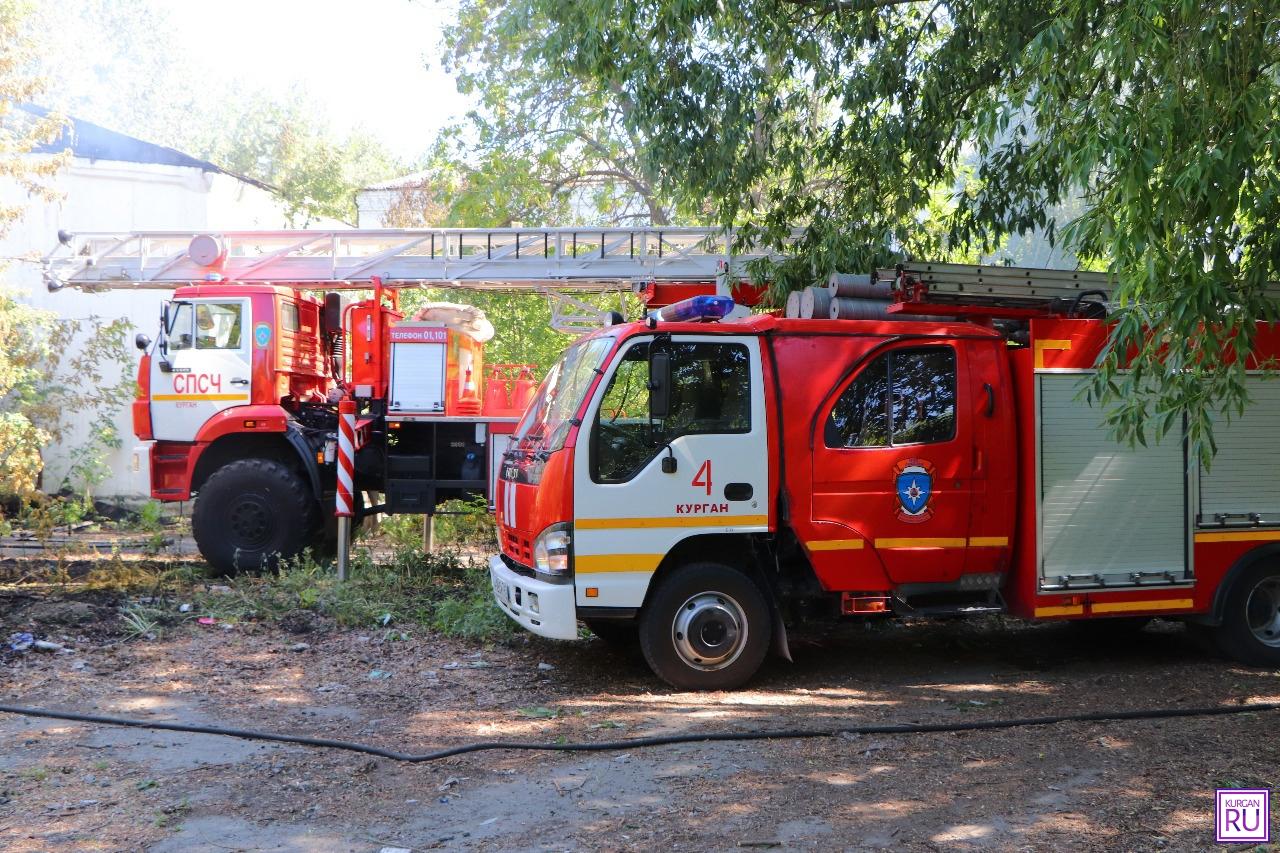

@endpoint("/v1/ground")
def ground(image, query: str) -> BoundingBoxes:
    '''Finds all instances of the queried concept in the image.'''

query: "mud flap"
[769,599,793,663]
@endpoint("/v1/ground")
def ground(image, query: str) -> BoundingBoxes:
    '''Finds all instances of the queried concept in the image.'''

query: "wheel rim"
[227,496,273,550]
[671,591,748,671]
[1246,577,1280,647]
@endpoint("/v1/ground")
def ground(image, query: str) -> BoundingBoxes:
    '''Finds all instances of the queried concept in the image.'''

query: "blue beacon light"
[651,295,735,323]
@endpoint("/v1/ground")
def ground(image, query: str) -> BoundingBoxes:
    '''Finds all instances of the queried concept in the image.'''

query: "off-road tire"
[192,459,317,576]
[639,562,771,691]
[583,619,638,648]
[1210,562,1280,667]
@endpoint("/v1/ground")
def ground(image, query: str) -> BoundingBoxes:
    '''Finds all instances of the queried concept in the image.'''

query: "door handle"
[230,378,250,386]
[724,482,753,501]
[983,383,995,417]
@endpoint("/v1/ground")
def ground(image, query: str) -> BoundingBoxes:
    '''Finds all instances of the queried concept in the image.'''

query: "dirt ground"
[2,589,1278,852]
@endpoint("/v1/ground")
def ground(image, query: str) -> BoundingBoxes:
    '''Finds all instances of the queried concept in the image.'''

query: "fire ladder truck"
[43,227,774,575]
[484,261,1280,689]
[47,232,1280,690]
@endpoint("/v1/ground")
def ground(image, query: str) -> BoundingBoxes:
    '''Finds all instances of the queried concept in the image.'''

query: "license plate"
[494,578,510,605]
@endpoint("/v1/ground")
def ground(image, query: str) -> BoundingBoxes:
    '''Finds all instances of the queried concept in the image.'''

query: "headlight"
[533,523,573,577]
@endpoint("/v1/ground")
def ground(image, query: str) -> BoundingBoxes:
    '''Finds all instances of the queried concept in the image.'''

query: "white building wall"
[0,157,291,500]
[355,187,396,227]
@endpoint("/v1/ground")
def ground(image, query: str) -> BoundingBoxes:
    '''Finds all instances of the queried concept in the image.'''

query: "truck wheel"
[639,562,771,691]
[583,619,638,648]
[1212,562,1280,666]
[193,459,317,576]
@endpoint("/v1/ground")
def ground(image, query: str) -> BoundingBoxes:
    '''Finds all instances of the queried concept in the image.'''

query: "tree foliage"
[192,91,402,225]
[0,0,65,233]
[442,0,684,226]
[1,0,133,502]
[31,0,403,225]
[485,0,1280,458]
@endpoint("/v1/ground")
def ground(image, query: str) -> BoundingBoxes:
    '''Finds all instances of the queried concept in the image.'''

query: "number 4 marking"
[692,460,712,496]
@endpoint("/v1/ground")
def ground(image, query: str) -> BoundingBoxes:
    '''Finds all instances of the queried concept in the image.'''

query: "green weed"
[137,501,164,532]
[190,544,513,641]
[119,602,164,640]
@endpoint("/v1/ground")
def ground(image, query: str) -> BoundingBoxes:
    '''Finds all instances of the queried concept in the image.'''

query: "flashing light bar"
[650,295,735,323]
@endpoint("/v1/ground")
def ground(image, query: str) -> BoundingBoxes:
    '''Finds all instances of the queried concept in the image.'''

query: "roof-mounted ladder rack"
[875,262,1117,319]
[877,261,1280,319]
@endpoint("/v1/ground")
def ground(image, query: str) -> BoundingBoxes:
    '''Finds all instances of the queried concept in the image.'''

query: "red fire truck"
[491,264,1280,689]
[45,228,769,575]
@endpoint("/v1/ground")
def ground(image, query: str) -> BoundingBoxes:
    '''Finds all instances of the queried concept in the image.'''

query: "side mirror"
[135,333,152,351]
[648,350,672,420]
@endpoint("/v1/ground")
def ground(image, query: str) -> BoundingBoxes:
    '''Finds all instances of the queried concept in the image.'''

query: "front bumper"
[488,555,579,640]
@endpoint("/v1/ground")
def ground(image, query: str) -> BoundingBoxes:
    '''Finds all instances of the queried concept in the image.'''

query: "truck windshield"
[513,336,614,453]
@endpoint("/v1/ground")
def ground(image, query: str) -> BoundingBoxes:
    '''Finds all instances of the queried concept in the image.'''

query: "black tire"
[583,619,638,648]
[192,459,317,576]
[1210,562,1280,667]
[639,562,771,691]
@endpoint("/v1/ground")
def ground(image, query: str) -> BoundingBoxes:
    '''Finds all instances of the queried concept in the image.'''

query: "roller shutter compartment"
[1038,374,1188,590]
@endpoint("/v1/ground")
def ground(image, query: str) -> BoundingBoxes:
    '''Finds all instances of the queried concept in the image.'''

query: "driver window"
[592,341,751,483]
[167,303,194,351]
[593,344,653,482]
[195,302,243,350]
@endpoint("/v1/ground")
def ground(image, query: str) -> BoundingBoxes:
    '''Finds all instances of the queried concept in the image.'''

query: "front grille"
[501,525,534,565]
[501,552,535,578]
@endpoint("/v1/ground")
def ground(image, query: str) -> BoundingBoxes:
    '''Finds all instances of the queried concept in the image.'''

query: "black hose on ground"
[1,702,1277,763]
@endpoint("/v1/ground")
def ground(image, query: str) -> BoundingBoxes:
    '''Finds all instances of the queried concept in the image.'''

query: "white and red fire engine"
[44,228,769,575]
[490,264,1280,689]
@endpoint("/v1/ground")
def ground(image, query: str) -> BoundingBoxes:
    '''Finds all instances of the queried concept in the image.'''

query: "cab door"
[572,335,770,609]
[151,298,254,441]
[811,341,973,585]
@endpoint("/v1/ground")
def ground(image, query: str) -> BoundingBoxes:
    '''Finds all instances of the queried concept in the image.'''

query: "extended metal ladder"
[43,227,785,292]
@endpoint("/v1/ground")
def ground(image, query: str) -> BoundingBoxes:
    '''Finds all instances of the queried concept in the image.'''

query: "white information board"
[390,340,446,412]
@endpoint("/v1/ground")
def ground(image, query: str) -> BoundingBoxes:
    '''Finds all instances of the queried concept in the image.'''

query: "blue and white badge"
[893,458,936,523]
[254,323,271,348]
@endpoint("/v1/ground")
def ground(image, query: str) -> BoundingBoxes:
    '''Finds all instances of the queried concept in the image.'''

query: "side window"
[593,345,653,482]
[825,353,889,447]
[825,346,956,448]
[593,341,752,483]
[663,342,751,436]
[195,302,243,350]
[890,348,956,443]
[166,302,194,351]
[281,302,300,333]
